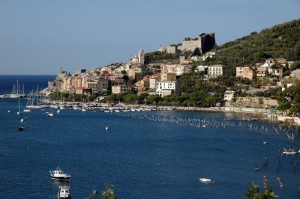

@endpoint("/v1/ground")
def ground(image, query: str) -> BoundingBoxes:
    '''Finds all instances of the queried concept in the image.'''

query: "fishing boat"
[199,177,215,183]
[50,167,71,181]
[57,185,71,199]
[282,148,298,155]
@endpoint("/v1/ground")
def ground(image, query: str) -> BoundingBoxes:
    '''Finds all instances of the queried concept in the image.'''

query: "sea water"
[0,76,299,199]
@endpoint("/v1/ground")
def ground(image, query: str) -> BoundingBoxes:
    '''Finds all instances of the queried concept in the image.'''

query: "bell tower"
[138,49,144,65]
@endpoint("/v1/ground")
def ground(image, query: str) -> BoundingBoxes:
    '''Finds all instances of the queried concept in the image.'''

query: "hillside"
[145,19,300,73]
[210,19,300,70]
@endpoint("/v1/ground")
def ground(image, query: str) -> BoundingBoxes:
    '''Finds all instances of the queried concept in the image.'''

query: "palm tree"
[101,184,117,199]
[245,182,259,199]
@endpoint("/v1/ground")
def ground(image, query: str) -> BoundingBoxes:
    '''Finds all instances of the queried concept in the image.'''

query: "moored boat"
[50,167,71,181]
[17,127,24,131]
[282,148,298,155]
[57,185,71,199]
[199,177,215,183]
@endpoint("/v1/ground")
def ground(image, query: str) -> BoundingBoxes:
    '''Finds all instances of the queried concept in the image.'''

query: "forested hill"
[213,19,300,70]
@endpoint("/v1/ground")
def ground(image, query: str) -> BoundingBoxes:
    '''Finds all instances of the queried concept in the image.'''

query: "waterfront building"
[111,85,131,94]
[156,81,178,97]
[149,74,160,89]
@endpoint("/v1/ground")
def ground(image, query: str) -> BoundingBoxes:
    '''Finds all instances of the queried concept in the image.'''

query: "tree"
[245,183,278,199]
[245,182,259,199]
[86,184,117,199]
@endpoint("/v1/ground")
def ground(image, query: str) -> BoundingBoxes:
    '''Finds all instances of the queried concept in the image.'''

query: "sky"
[0,0,299,75]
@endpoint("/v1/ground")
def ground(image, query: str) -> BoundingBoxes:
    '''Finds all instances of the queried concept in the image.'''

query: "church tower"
[138,49,144,65]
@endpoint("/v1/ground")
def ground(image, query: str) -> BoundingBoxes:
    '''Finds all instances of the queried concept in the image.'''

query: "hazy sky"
[0,0,299,75]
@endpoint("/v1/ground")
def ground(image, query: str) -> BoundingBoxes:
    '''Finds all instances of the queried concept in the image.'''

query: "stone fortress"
[159,33,215,55]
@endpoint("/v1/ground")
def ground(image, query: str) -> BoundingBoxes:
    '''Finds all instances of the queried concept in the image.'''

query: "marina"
[0,76,300,198]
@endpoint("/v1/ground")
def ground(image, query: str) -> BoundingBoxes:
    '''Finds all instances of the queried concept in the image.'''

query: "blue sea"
[0,75,299,199]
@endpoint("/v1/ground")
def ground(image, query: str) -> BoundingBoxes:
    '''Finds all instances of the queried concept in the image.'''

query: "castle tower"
[138,49,144,65]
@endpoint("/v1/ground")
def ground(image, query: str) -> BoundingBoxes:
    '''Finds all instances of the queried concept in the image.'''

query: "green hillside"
[212,19,300,71]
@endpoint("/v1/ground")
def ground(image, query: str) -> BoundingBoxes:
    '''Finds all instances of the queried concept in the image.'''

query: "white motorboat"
[282,148,298,155]
[57,185,71,199]
[23,108,31,113]
[50,167,71,181]
[199,177,215,183]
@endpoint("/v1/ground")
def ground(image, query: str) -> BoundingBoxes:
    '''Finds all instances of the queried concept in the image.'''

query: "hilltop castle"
[159,33,215,55]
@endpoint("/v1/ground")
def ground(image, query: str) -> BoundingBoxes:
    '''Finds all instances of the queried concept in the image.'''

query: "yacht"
[50,167,71,181]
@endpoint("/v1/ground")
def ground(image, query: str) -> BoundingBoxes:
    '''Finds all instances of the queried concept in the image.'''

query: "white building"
[224,90,235,101]
[208,65,224,78]
[156,81,178,97]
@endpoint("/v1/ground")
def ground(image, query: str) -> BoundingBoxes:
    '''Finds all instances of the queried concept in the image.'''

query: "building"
[268,65,284,77]
[177,33,215,54]
[156,81,179,97]
[159,33,216,55]
[224,90,235,101]
[256,67,267,78]
[86,79,110,95]
[166,45,177,54]
[236,66,255,80]
[135,78,149,93]
[111,85,131,94]
[208,65,224,78]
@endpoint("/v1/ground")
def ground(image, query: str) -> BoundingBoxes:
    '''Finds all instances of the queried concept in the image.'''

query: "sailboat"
[10,80,25,98]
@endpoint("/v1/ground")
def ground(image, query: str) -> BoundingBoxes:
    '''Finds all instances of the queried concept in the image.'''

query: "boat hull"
[51,176,71,181]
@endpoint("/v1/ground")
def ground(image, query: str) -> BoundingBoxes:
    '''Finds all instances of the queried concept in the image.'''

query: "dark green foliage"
[48,91,96,102]
[277,81,300,116]
[202,19,300,76]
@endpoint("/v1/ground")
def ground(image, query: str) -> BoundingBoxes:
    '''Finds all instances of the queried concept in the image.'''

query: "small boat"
[50,167,71,181]
[199,177,215,183]
[46,112,54,117]
[23,108,31,113]
[282,148,298,155]
[8,110,11,113]
[262,141,268,145]
[57,185,71,199]
[21,117,27,123]
[17,127,24,131]
[105,126,109,131]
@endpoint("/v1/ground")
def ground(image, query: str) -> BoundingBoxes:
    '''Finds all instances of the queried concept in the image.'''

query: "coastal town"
[2,20,300,126]
[38,22,299,126]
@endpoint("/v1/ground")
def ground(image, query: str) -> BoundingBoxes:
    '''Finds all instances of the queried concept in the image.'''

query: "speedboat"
[199,177,215,183]
[50,167,71,181]
[57,185,71,199]
[282,148,298,155]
